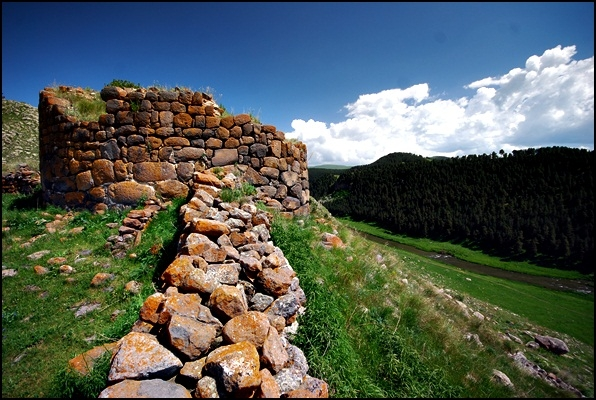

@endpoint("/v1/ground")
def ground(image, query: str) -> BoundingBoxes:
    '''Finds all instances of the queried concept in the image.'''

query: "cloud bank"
[287,45,594,166]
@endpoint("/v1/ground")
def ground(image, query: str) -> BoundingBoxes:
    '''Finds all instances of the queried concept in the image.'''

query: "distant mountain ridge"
[309,152,433,200]
[310,164,352,169]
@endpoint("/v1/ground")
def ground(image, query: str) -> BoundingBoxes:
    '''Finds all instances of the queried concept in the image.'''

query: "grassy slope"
[1,97,593,398]
[2,98,40,174]
[272,200,594,398]
[339,217,594,347]
[2,191,594,398]
[2,192,186,398]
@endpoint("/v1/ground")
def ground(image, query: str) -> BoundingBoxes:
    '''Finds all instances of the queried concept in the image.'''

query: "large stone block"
[108,181,156,205]
[212,149,239,167]
[156,179,189,200]
[133,162,177,182]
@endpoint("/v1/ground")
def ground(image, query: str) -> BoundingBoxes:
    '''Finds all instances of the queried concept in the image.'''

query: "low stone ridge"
[70,169,329,398]
[105,199,168,259]
[511,351,583,397]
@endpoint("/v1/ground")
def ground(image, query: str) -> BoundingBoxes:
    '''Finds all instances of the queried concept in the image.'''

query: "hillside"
[2,98,40,175]
[1,93,593,398]
[313,148,595,274]
[2,189,593,397]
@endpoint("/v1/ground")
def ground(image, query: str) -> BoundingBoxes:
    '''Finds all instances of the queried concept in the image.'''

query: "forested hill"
[310,147,594,274]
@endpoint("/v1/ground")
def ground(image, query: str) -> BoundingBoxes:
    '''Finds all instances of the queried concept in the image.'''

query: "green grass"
[2,191,594,398]
[270,204,594,398]
[338,219,594,346]
[2,189,186,398]
[341,217,591,281]
[397,255,594,347]
[49,348,113,398]
[220,182,257,203]
[48,86,106,122]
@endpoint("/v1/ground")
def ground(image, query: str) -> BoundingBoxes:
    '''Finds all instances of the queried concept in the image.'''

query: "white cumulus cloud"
[287,45,594,166]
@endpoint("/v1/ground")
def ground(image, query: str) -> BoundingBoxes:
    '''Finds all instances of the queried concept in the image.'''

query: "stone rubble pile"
[71,169,328,398]
[106,199,169,259]
[1,163,41,194]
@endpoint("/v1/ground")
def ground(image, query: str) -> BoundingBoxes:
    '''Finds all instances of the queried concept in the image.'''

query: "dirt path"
[355,230,594,295]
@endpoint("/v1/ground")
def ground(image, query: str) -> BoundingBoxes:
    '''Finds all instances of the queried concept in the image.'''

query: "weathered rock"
[155,179,189,199]
[192,218,231,237]
[261,326,289,373]
[132,162,177,182]
[108,181,156,205]
[321,232,345,249]
[284,376,330,398]
[166,314,219,360]
[178,358,206,385]
[491,369,513,387]
[68,342,119,376]
[90,272,115,287]
[208,284,248,322]
[160,257,218,294]
[222,311,271,348]
[534,334,569,355]
[107,332,183,383]
[204,341,262,396]
[256,368,282,398]
[266,293,300,323]
[98,378,191,398]
[195,375,222,398]
[193,171,224,188]
[257,266,296,297]
[139,292,166,324]
[212,148,239,166]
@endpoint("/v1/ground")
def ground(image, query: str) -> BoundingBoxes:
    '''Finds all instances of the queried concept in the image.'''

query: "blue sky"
[2,2,594,166]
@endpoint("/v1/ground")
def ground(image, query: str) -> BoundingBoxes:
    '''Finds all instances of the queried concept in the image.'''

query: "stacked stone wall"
[38,85,309,215]
[83,174,329,397]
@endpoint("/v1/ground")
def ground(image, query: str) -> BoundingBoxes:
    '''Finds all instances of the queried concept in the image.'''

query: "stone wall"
[38,85,309,215]
[79,171,329,398]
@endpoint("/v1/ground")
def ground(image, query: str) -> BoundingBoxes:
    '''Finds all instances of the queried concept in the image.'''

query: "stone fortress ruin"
[38,85,329,397]
[38,85,309,215]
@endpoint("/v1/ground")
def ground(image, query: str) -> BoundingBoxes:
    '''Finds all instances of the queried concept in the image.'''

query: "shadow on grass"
[151,219,186,282]
[6,188,47,211]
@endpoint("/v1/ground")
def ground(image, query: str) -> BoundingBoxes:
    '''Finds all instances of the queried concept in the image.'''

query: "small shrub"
[212,167,225,179]
[241,182,257,196]
[106,79,141,89]
[220,187,244,203]
[255,200,268,211]
[130,100,141,112]
[220,183,257,204]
